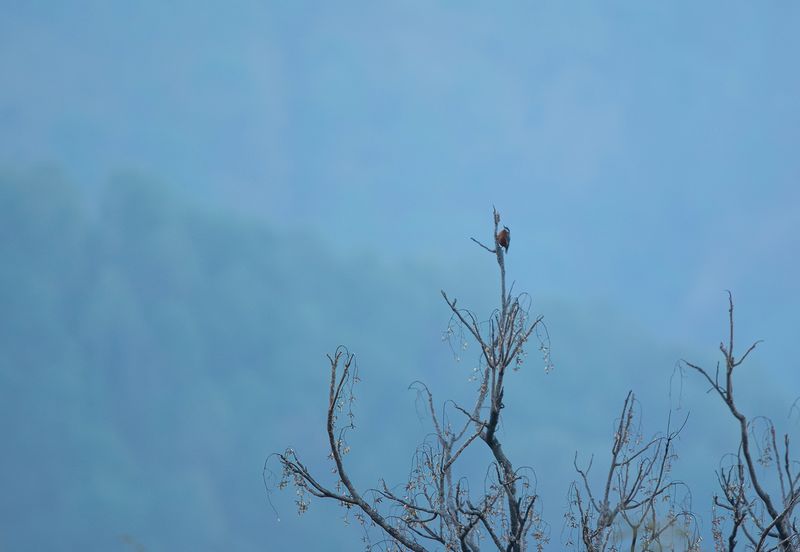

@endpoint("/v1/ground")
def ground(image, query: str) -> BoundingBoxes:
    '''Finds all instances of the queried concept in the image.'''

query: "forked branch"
[684,294,798,551]
[271,209,550,551]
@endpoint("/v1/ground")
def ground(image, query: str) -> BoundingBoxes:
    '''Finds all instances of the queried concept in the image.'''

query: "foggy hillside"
[1,2,798,550]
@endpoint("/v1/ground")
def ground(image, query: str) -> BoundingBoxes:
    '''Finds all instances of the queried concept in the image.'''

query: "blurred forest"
[0,169,456,550]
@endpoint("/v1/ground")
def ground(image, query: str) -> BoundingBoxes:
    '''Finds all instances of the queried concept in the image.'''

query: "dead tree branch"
[568,391,699,551]
[684,293,799,552]
[270,209,551,551]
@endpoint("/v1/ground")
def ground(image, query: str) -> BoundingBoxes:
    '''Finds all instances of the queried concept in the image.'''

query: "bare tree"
[266,214,795,552]
[268,208,552,551]
[566,392,699,551]
[684,293,800,552]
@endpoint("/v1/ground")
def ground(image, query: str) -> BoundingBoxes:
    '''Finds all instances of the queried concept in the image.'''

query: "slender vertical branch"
[684,294,796,552]
[271,209,549,551]
[569,392,697,551]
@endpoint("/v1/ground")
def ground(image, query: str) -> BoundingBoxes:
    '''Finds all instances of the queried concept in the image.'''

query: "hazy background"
[1,2,798,550]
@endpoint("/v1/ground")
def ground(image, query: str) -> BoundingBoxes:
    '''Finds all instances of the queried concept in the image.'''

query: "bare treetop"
[266,211,794,552]
[268,209,552,551]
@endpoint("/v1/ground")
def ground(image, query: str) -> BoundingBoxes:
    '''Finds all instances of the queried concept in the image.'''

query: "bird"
[496,226,510,253]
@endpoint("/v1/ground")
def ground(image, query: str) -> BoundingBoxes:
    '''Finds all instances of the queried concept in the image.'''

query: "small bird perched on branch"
[496,226,510,253]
